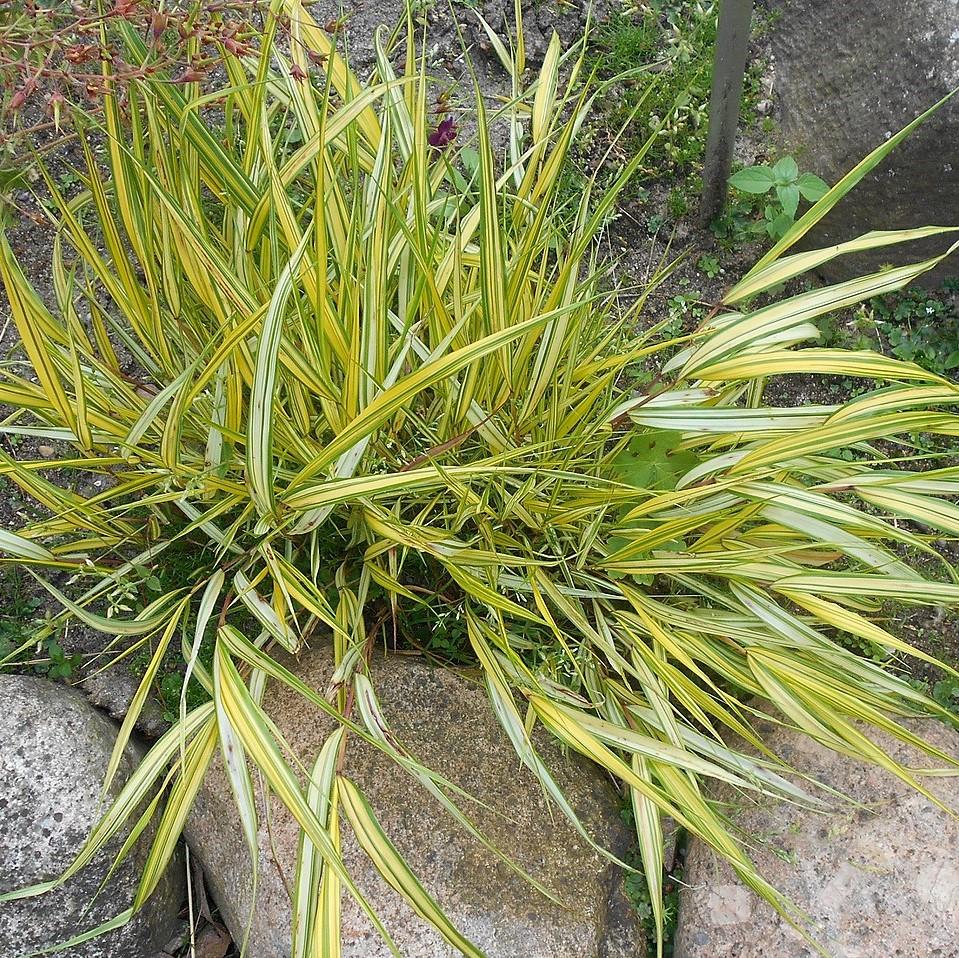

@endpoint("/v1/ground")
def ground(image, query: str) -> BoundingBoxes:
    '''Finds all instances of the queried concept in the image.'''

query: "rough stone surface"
[186,645,645,958]
[0,675,185,958]
[78,656,168,741]
[25,624,169,741]
[770,0,959,284]
[673,717,959,958]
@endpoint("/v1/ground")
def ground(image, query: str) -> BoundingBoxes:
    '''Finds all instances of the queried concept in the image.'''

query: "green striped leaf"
[337,776,487,958]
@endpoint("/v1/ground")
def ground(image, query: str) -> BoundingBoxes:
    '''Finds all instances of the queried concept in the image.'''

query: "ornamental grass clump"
[1,3,959,954]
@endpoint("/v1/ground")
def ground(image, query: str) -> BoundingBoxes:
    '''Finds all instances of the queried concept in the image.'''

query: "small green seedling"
[42,638,82,680]
[729,156,828,239]
[697,254,722,278]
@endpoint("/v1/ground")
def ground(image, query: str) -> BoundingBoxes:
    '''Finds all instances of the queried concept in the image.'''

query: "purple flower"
[428,116,457,151]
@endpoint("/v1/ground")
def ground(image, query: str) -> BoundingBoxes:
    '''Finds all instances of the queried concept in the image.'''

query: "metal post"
[699,0,754,225]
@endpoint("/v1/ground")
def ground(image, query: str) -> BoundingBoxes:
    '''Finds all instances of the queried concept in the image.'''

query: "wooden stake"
[699,0,754,225]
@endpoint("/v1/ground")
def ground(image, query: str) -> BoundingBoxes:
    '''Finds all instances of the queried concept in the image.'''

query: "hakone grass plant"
[2,2,959,954]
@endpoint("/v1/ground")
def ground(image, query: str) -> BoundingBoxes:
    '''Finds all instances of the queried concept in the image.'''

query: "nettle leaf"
[772,156,799,184]
[729,165,776,194]
[767,211,795,239]
[796,171,829,202]
[776,183,800,219]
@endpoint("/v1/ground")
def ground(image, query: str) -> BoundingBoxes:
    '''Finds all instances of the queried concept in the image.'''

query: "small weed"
[871,284,959,373]
[0,570,80,678]
[120,534,222,723]
[585,2,720,184]
[158,669,211,724]
[667,187,689,219]
[771,846,797,864]
[0,165,26,226]
[820,283,959,379]
[709,191,764,247]
[727,156,828,239]
[646,211,667,235]
[620,800,684,954]
[0,569,42,658]
[697,253,722,278]
[910,675,959,722]
[130,625,216,726]
[933,677,959,713]
[400,602,472,664]
[38,637,82,679]
[841,629,891,664]
[665,290,708,330]
[625,363,656,388]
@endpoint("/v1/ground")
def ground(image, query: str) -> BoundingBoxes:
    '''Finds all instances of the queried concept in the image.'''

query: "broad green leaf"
[729,166,775,194]
[776,183,800,219]
[772,157,799,183]
[741,87,959,277]
[796,172,828,202]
